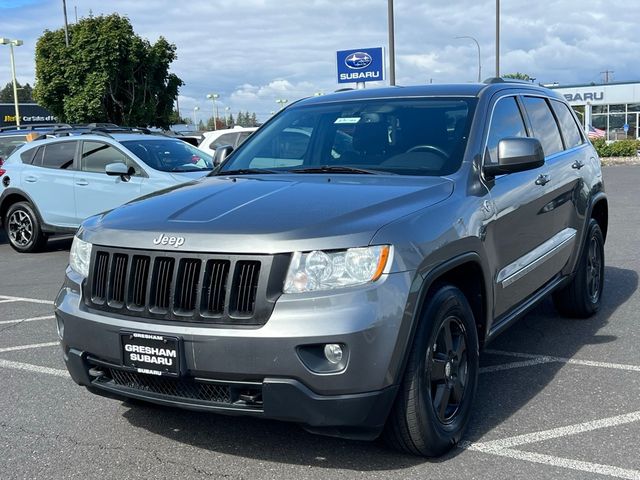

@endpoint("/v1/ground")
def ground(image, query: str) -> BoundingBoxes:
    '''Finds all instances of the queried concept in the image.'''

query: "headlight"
[69,236,92,278]
[284,245,391,293]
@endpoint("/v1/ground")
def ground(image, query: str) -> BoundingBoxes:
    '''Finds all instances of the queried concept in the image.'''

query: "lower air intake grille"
[109,369,232,404]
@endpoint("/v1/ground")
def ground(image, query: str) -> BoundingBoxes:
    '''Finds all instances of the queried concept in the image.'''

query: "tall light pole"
[62,0,70,47]
[455,36,482,82]
[388,0,396,86]
[276,99,288,110]
[206,93,219,130]
[0,38,24,127]
[495,0,500,77]
[225,106,231,127]
[193,106,200,129]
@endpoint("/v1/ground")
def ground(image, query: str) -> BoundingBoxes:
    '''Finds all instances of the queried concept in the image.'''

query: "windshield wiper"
[214,168,279,176]
[290,165,386,175]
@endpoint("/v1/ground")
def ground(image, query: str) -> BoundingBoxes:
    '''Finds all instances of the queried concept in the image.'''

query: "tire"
[4,201,48,253]
[384,284,479,457]
[552,219,605,318]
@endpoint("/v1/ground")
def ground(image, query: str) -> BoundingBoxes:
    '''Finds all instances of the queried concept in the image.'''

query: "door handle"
[535,174,551,186]
[75,179,89,186]
[24,175,37,183]
[572,160,585,169]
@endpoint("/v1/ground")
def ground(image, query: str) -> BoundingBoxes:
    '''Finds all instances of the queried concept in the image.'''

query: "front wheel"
[553,219,605,318]
[384,284,479,457]
[4,201,48,253]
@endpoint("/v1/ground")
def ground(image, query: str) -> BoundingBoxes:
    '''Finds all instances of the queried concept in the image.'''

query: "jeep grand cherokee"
[55,79,607,456]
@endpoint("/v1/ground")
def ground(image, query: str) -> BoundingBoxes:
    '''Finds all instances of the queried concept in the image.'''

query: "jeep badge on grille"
[153,234,185,248]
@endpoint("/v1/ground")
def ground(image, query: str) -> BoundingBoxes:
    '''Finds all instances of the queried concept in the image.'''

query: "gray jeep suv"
[55,79,607,457]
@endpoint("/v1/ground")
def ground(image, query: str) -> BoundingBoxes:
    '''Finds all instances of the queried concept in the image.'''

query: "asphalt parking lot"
[0,166,638,480]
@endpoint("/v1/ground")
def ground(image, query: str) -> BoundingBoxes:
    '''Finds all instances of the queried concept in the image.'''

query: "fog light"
[323,344,343,364]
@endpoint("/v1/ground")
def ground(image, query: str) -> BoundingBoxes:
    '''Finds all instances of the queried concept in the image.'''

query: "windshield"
[219,97,476,176]
[121,138,213,172]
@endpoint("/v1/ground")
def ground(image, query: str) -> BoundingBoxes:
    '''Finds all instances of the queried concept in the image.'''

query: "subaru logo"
[345,52,372,70]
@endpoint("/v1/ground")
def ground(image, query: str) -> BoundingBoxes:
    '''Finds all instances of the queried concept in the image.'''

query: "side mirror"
[484,137,545,177]
[213,145,234,167]
[105,162,130,180]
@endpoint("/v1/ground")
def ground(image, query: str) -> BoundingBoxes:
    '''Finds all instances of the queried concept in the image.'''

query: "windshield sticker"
[334,117,361,124]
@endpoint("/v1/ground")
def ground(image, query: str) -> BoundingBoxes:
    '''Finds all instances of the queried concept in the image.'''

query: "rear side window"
[40,142,76,169]
[551,100,584,149]
[81,141,129,173]
[20,147,38,164]
[522,97,563,157]
[486,96,528,164]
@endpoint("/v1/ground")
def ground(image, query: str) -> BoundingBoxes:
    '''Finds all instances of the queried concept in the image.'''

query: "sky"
[0,0,637,122]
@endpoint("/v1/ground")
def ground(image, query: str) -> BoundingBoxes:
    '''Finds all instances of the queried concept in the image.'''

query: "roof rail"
[0,123,72,132]
[483,77,537,85]
[334,87,355,93]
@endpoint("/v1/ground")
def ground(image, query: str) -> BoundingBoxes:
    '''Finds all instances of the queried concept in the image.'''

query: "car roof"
[293,81,564,107]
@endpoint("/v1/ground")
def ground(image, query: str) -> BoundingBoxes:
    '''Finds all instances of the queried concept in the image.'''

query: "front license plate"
[121,332,180,376]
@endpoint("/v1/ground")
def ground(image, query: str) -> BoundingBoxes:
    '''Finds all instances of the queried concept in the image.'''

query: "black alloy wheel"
[427,316,469,424]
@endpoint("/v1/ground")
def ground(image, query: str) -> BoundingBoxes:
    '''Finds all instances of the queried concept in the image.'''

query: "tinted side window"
[551,100,584,149]
[211,133,239,149]
[20,147,38,164]
[486,96,527,163]
[237,131,252,145]
[31,146,45,166]
[522,97,563,156]
[41,142,76,169]
[81,141,129,173]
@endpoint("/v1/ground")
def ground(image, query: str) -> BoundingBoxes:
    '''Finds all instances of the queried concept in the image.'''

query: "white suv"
[197,126,257,157]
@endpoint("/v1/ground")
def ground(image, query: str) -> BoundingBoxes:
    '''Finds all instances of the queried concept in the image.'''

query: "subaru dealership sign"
[336,47,384,84]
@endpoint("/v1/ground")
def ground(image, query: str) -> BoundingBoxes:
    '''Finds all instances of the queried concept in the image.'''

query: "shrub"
[592,138,640,157]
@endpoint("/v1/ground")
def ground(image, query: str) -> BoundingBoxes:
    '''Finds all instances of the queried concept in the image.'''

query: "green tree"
[502,72,534,82]
[249,112,258,127]
[34,13,183,129]
[228,112,234,126]
[0,81,34,103]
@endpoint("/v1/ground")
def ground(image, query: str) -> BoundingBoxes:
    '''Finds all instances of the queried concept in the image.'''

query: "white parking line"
[0,315,55,325]
[472,411,640,449]
[469,446,640,480]
[486,349,640,373]
[0,358,69,378]
[0,341,59,353]
[0,295,53,305]
[462,411,640,479]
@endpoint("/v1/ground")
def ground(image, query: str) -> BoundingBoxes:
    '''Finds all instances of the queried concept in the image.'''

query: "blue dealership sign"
[336,47,384,84]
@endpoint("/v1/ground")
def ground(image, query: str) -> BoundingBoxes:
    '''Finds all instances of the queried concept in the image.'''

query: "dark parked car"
[55,79,607,456]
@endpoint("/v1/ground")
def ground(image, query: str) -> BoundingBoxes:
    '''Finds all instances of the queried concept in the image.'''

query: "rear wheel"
[384,284,479,457]
[553,219,604,318]
[4,201,48,253]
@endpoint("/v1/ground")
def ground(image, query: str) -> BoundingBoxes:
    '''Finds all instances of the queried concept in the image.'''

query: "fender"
[388,251,491,386]
[566,191,608,278]
[0,187,76,234]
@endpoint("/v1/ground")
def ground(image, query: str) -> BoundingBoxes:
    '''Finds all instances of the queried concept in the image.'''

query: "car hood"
[81,174,454,253]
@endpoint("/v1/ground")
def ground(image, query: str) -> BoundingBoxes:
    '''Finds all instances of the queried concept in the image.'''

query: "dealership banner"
[0,103,57,127]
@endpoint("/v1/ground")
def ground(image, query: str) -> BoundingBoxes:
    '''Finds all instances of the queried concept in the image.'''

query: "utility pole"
[600,70,614,83]
[62,0,70,47]
[495,0,500,77]
[388,0,396,86]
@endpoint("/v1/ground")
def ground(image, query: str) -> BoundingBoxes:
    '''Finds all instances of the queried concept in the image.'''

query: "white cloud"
[0,0,638,121]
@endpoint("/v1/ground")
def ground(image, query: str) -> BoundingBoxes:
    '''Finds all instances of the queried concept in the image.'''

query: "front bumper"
[55,268,413,438]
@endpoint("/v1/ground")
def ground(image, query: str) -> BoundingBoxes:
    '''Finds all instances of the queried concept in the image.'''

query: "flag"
[587,125,606,139]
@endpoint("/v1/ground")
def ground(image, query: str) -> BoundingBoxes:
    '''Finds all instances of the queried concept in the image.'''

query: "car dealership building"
[550,81,640,141]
